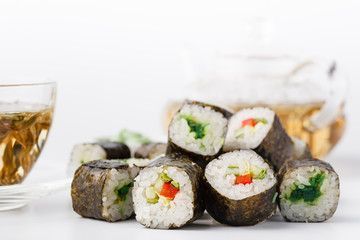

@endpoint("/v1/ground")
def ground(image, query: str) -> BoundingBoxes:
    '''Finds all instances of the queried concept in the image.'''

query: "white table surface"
[1,146,359,240]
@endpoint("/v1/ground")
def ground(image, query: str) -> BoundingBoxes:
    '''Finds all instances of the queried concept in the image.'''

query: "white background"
[0,0,360,239]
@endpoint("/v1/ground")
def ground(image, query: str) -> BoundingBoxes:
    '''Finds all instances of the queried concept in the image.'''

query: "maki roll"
[278,159,340,222]
[68,142,131,175]
[205,150,277,226]
[290,137,313,160]
[167,100,232,168]
[134,142,167,159]
[224,107,292,171]
[71,159,139,222]
[132,154,205,229]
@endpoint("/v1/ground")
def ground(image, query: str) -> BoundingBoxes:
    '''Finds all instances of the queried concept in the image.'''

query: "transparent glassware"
[0,81,56,185]
[0,178,71,211]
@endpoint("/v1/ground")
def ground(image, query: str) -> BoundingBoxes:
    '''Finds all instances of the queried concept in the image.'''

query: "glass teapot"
[166,47,348,158]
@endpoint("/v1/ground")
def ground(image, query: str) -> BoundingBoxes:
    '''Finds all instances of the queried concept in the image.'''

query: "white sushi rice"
[279,166,340,222]
[224,107,274,151]
[133,166,193,229]
[205,150,276,200]
[67,144,107,176]
[102,167,139,221]
[169,103,228,156]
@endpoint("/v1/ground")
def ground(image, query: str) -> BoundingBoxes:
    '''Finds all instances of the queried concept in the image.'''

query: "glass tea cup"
[164,49,347,158]
[0,81,56,185]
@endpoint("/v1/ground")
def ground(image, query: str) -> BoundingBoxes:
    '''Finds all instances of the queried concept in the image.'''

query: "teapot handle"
[288,60,348,131]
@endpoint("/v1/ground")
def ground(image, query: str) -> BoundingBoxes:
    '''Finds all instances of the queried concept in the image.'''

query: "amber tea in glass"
[0,82,56,185]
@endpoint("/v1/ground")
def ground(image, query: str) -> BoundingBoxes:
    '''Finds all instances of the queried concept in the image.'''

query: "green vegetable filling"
[251,166,267,180]
[114,181,133,202]
[286,173,325,205]
[146,172,180,204]
[254,118,268,124]
[235,118,268,139]
[226,166,240,176]
[235,133,245,139]
[160,172,172,182]
[147,198,159,204]
[181,115,209,139]
[160,172,179,189]
[200,142,206,150]
[170,180,179,189]
[226,165,267,179]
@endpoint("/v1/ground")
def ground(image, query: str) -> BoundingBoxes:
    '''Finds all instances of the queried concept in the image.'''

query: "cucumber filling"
[145,172,180,206]
[286,173,325,205]
[226,163,267,185]
[235,118,268,139]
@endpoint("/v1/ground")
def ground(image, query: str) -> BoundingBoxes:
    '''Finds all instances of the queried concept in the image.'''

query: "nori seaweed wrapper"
[183,100,233,120]
[98,142,131,159]
[277,158,340,222]
[254,114,293,172]
[134,142,166,159]
[166,143,217,169]
[145,154,205,228]
[71,159,135,221]
[205,178,277,226]
[167,100,232,169]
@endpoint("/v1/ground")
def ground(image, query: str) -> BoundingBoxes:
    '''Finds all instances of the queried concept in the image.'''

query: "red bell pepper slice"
[242,118,257,127]
[236,173,252,185]
[159,182,179,199]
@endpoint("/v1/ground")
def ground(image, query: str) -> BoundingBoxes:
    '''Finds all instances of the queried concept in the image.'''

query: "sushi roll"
[224,107,292,171]
[134,142,167,159]
[290,137,313,160]
[71,159,139,222]
[67,142,131,175]
[205,150,277,226]
[278,159,340,222]
[132,154,205,229]
[167,100,232,169]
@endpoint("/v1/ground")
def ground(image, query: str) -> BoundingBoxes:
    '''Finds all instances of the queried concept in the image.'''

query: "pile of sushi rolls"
[68,142,131,175]
[224,107,292,171]
[132,154,205,229]
[278,158,340,222]
[71,159,139,222]
[290,137,313,160]
[134,142,167,159]
[167,100,232,168]
[205,150,277,226]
